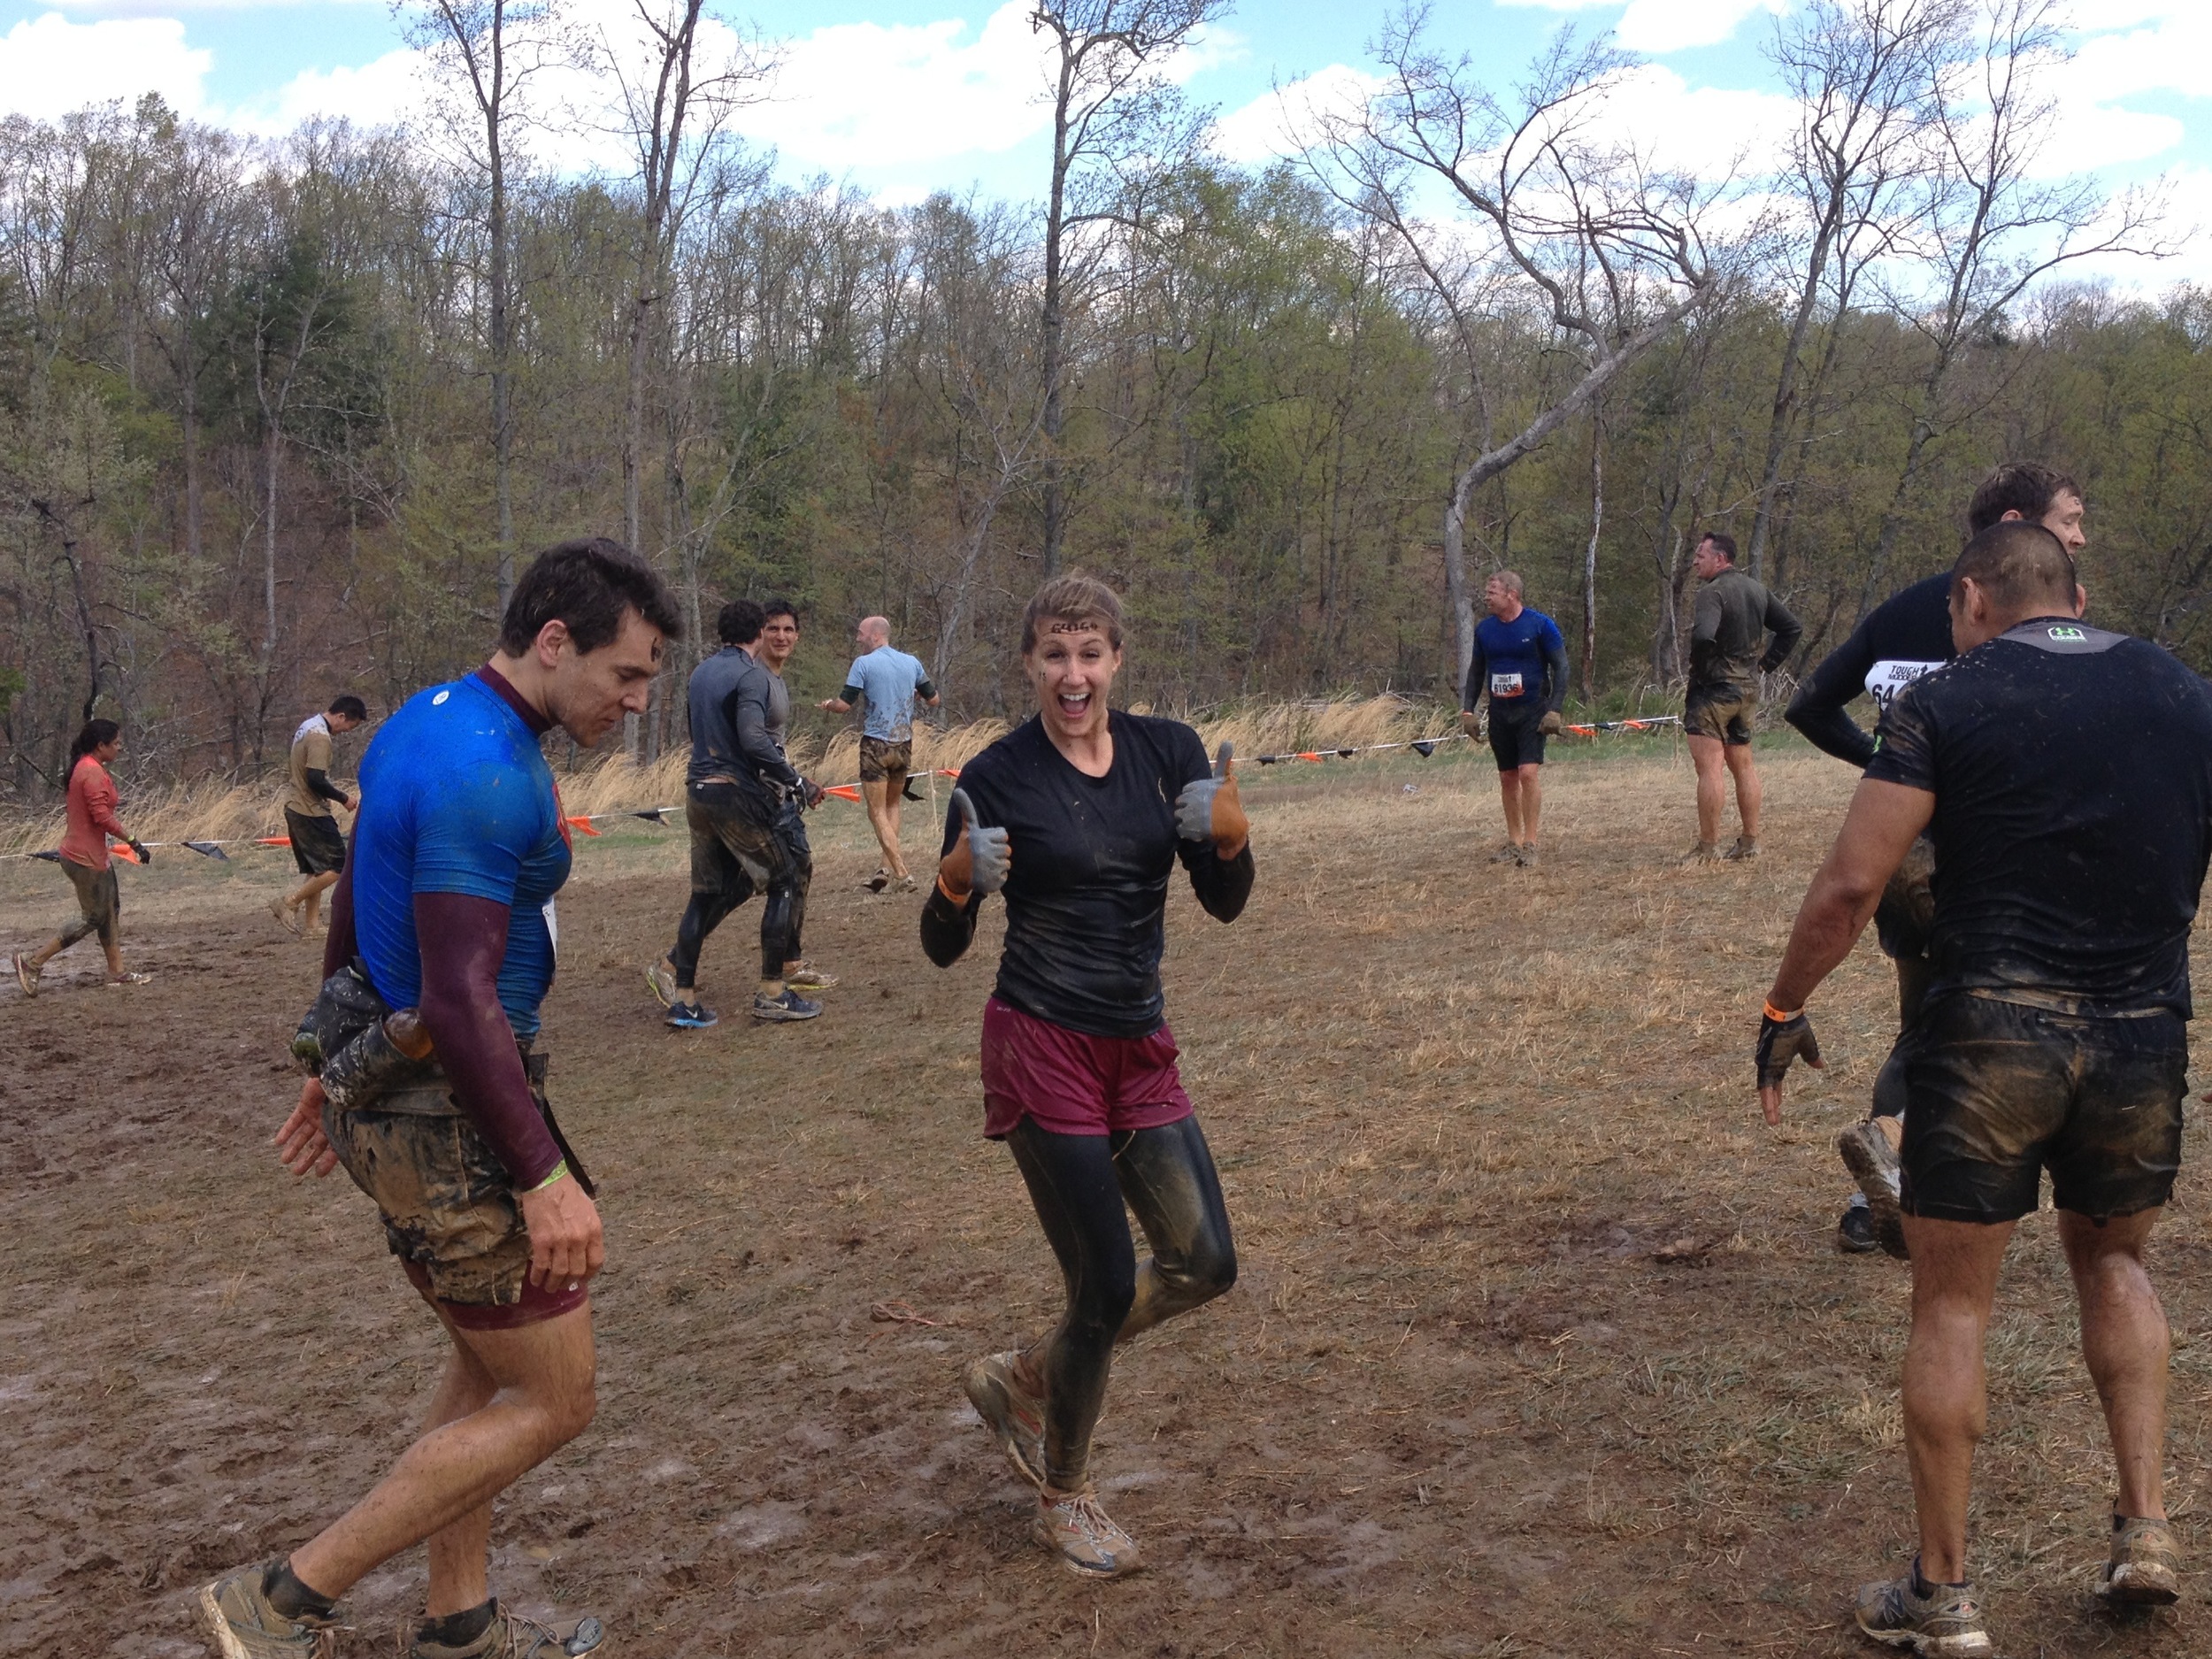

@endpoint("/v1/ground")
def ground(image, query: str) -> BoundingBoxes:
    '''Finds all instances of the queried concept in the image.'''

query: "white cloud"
[1210,63,1384,165]
[1492,0,1786,54]
[0,12,211,121]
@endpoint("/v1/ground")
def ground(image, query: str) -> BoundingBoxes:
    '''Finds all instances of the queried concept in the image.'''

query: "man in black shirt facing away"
[1786,463,2089,1257]
[1756,520,2212,1654]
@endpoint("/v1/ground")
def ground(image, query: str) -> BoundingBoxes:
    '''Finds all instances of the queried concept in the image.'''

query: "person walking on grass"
[1785,462,2089,1260]
[922,572,1252,1578]
[1757,519,2206,1656]
[13,718,153,996]
[199,538,678,1659]
[271,695,368,937]
[818,614,940,893]
[645,597,834,1030]
[1457,571,1568,868]
[1682,531,1801,864]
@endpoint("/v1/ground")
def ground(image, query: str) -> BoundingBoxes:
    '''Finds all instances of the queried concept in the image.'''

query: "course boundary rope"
[0,718,1683,864]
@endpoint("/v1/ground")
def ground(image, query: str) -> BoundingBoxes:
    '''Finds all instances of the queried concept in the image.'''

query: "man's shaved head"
[859,615,891,647]
[1951,521,2077,615]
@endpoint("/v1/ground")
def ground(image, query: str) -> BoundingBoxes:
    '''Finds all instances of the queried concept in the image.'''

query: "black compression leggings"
[1005,1113,1237,1489]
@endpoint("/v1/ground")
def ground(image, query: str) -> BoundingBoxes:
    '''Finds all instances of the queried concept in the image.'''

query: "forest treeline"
[2,0,2207,796]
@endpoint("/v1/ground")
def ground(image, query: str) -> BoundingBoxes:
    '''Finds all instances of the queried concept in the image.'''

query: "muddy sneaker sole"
[964,1353,1046,1490]
[1839,1122,1909,1261]
[197,1563,340,1659]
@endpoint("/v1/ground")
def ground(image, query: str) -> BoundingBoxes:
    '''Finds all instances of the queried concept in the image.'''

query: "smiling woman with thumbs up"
[919,572,1254,1582]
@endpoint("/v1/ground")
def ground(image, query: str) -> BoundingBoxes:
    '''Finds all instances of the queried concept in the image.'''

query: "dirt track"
[5,743,2210,1657]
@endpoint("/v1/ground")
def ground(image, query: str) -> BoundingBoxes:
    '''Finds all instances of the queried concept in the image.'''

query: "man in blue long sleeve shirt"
[1458,572,1570,867]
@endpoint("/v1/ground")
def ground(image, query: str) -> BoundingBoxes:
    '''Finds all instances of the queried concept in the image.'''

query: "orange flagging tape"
[565,815,602,836]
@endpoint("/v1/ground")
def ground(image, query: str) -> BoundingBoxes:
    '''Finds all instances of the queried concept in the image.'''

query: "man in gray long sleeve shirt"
[1684,531,1801,863]
[649,598,832,1028]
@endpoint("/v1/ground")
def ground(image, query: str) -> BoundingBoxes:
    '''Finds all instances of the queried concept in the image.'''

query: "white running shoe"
[1034,1486,1142,1578]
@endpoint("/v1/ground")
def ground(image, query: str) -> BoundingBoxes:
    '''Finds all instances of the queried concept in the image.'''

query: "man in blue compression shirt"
[1458,572,1570,867]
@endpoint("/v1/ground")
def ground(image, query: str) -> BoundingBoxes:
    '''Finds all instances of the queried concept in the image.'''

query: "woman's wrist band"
[1762,999,1801,1023]
[528,1159,570,1194]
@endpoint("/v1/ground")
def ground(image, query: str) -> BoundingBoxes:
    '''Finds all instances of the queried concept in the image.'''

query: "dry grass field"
[4,735,2209,1657]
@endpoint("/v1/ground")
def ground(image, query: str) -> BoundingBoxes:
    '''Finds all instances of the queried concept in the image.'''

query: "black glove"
[128,840,152,866]
[1756,1005,1821,1091]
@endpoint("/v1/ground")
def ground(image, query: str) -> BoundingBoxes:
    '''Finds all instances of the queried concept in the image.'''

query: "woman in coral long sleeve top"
[12,718,152,995]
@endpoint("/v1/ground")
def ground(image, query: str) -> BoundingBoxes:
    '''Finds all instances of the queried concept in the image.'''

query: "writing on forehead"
[1048,619,1098,636]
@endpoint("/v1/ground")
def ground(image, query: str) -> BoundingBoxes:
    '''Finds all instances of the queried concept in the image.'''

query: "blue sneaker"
[751,987,822,1022]
[665,1000,718,1030]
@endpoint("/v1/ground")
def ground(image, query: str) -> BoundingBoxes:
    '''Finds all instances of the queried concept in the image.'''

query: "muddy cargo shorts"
[58,858,119,949]
[1901,993,2185,1225]
[858,735,912,785]
[324,1079,588,1329]
[1683,678,1757,746]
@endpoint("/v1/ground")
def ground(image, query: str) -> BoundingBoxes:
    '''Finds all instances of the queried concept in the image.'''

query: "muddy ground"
[5,741,2211,1657]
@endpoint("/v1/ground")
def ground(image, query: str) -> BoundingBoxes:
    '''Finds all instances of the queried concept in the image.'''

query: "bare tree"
[1317,16,1724,687]
[1744,0,1961,580]
[1857,0,2164,604]
[1031,0,1223,576]
[407,0,573,606]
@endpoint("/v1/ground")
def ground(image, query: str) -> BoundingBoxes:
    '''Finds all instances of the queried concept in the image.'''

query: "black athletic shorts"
[1901,992,2185,1225]
[1487,703,1547,771]
[285,807,348,877]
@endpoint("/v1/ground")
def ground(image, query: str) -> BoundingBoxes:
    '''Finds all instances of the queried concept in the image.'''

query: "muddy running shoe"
[269,895,303,936]
[665,1000,718,1031]
[2100,1515,2181,1606]
[643,957,680,1010]
[1839,1120,1910,1261]
[197,1561,343,1659]
[784,962,839,990]
[1487,841,1522,864]
[752,987,822,1022]
[409,1603,605,1659]
[12,952,38,998]
[1854,1564,1991,1656]
[860,868,890,893]
[1681,841,1723,865]
[896,874,918,895]
[1516,844,1540,868]
[1724,835,1759,861]
[1034,1486,1142,1579]
[1837,1199,1879,1254]
[106,972,153,988]
[964,1350,1047,1489]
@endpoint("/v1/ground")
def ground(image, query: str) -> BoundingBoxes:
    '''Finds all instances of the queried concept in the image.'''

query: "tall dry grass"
[1,697,1458,853]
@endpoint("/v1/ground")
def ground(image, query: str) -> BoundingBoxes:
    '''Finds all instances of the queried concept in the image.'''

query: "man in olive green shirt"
[273,695,366,935]
[1684,533,1801,862]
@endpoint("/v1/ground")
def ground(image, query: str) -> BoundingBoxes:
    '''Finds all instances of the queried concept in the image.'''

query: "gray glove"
[1173,742,1245,847]
[948,787,1010,896]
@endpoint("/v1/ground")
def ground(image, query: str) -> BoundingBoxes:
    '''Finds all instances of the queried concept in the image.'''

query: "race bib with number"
[1864,659,1941,717]
[1490,672,1525,698]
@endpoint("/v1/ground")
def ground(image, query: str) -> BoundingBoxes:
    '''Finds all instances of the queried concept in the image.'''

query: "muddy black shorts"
[858,735,912,785]
[285,807,348,877]
[324,1075,588,1330]
[58,858,119,950]
[1901,993,2186,1225]
[1486,703,1547,771]
[1684,679,1756,746]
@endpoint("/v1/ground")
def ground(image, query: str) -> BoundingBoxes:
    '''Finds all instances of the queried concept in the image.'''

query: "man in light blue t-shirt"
[819,615,939,891]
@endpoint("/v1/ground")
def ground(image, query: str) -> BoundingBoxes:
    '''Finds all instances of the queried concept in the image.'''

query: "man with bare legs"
[1456,572,1567,868]
[1682,531,1800,863]
[819,614,939,892]
[1758,520,2208,1654]
[200,540,678,1659]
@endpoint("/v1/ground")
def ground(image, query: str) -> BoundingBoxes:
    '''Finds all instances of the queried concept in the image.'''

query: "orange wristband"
[936,872,970,905]
[1763,999,1801,1023]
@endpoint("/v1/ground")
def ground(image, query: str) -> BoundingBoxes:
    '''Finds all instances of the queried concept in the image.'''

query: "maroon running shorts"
[980,995,1194,1139]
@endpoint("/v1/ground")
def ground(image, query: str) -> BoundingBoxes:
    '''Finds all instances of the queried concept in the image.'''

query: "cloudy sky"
[0,0,2206,270]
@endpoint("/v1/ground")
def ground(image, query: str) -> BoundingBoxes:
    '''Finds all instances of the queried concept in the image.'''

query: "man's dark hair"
[761,597,798,626]
[498,537,682,657]
[1698,531,1737,562]
[718,598,765,646]
[1966,462,2079,535]
[327,695,368,722]
[1951,520,2077,614]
